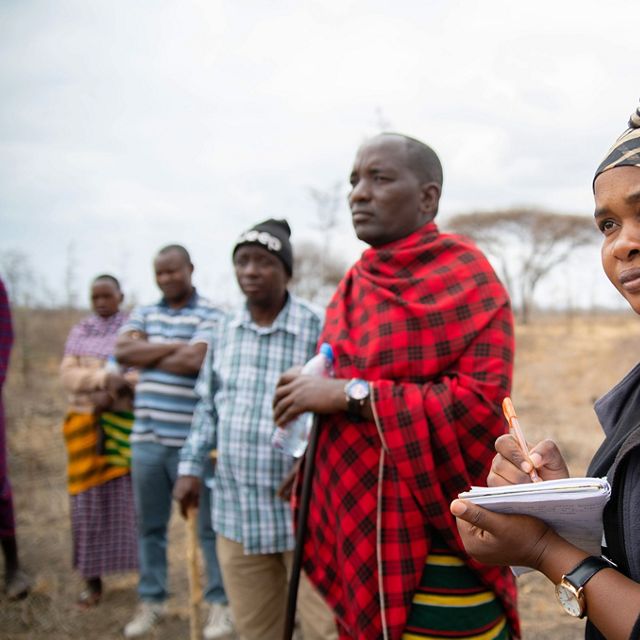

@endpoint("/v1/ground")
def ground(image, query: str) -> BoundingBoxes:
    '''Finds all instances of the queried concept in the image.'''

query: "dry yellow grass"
[2,310,639,639]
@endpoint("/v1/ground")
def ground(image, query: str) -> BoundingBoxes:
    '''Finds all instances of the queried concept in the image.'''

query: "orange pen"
[501,397,541,482]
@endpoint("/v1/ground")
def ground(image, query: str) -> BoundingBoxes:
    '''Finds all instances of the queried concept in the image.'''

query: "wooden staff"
[186,507,203,640]
[283,414,320,640]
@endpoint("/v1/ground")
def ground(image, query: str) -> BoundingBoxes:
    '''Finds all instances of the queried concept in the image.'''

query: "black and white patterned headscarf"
[594,101,640,186]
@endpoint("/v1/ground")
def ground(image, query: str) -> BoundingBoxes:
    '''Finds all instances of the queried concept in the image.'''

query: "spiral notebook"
[458,477,611,575]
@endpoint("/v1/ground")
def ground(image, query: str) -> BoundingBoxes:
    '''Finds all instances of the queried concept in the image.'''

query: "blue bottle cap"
[319,342,334,363]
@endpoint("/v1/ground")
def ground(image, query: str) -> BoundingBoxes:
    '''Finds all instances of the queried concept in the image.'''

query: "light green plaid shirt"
[179,294,322,554]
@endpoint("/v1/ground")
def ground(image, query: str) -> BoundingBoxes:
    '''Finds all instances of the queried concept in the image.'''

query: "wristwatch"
[555,555,616,618]
[344,378,370,417]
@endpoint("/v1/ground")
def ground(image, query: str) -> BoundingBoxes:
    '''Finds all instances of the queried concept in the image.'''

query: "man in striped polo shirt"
[115,245,232,639]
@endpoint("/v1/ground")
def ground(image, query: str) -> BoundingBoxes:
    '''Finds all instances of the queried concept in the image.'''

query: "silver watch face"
[348,380,369,400]
[555,583,582,617]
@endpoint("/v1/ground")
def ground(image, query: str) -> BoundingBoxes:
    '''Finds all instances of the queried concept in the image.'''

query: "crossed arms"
[115,330,207,376]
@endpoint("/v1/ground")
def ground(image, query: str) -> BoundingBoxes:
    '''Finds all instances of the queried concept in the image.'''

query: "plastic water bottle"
[104,355,122,374]
[272,343,334,457]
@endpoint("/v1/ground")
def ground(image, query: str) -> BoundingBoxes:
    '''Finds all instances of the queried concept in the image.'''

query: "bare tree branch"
[290,240,347,306]
[444,208,599,322]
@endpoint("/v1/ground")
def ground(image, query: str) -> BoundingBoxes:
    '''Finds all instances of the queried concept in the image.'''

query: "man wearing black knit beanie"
[232,218,294,276]
[175,219,337,640]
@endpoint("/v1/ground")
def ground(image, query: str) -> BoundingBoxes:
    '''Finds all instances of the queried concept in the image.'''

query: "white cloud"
[1,0,639,309]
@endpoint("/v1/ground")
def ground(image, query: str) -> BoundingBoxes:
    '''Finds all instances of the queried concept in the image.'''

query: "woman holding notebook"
[452,103,640,640]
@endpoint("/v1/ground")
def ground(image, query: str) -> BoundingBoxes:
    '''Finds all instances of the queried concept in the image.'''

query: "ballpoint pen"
[501,397,541,482]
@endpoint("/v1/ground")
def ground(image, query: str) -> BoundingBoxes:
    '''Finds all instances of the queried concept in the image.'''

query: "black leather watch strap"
[347,395,365,416]
[564,555,616,590]
[344,379,370,417]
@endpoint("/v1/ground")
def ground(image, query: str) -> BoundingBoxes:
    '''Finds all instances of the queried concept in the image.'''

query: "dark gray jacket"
[585,362,640,639]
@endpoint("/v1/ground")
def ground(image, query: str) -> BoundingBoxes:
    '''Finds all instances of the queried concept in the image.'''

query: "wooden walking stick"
[186,507,203,640]
[283,414,321,640]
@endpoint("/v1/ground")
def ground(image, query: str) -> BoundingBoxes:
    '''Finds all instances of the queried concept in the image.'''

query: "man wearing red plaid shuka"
[273,133,519,640]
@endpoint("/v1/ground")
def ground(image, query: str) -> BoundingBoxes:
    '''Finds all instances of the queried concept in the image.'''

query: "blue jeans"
[131,441,226,604]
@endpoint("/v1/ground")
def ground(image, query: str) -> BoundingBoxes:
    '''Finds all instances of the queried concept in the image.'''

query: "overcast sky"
[1,0,638,310]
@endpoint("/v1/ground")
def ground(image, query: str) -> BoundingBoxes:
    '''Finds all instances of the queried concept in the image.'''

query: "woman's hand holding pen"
[488,434,570,487]
[454,410,576,571]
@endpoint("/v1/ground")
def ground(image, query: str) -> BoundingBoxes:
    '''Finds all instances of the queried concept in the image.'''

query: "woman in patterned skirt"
[60,274,137,607]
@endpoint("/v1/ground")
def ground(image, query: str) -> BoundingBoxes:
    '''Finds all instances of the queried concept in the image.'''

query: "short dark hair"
[380,132,443,187]
[157,244,192,266]
[92,274,121,290]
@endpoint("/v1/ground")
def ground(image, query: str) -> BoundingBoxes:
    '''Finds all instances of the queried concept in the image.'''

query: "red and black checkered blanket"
[297,223,520,639]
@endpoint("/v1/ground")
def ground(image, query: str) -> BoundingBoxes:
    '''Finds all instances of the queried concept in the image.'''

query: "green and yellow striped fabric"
[99,411,134,468]
[63,412,129,495]
[402,534,510,640]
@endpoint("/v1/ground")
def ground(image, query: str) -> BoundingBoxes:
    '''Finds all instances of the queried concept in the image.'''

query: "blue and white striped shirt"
[121,291,224,447]
[178,293,322,554]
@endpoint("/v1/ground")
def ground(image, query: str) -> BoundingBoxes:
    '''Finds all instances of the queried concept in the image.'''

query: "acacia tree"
[444,208,599,323]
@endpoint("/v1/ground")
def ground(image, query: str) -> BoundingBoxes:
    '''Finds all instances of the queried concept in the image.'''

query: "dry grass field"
[1,309,639,640]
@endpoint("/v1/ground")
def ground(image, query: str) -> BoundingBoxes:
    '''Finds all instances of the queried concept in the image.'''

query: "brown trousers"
[217,535,338,640]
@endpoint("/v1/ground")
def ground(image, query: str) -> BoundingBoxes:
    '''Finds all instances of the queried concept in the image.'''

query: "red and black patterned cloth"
[295,223,520,639]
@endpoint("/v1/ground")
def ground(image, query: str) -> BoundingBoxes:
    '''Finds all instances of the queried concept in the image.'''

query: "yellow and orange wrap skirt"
[62,411,133,496]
